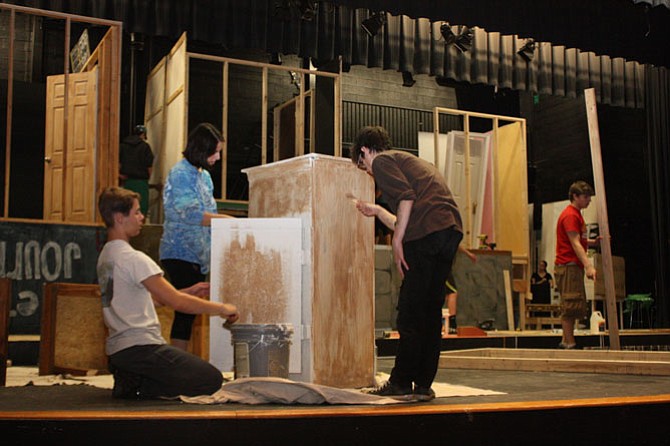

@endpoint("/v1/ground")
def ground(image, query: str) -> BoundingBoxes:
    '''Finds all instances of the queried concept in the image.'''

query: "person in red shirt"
[554,181,599,349]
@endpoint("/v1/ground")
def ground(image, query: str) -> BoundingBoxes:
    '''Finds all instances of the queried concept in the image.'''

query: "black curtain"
[4,1,648,108]
[644,65,670,327]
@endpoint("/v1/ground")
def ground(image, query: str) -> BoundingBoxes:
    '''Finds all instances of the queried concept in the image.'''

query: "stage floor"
[3,332,670,444]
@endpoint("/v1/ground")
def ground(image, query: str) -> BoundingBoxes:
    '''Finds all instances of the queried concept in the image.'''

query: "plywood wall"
[495,121,529,259]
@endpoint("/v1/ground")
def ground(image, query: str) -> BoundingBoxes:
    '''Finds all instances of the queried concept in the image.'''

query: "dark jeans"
[109,344,223,398]
[161,259,206,341]
[390,227,462,389]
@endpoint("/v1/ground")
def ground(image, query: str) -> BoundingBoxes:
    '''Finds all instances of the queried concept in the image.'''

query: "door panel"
[44,69,98,222]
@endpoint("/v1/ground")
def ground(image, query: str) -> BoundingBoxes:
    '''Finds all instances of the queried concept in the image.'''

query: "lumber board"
[439,348,670,375]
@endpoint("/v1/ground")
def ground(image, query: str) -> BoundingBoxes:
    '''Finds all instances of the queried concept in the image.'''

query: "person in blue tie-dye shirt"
[160,123,235,351]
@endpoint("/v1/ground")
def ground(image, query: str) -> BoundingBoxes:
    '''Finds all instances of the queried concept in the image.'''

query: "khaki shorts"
[554,263,587,320]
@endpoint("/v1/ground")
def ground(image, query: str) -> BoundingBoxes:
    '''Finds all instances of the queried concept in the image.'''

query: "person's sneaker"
[111,368,142,399]
[413,386,436,402]
[558,342,577,350]
[366,381,413,400]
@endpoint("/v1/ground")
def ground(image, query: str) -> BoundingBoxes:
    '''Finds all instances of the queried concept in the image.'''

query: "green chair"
[624,293,654,328]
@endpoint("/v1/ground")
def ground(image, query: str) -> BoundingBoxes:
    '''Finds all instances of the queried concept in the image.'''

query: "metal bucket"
[228,323,293,379]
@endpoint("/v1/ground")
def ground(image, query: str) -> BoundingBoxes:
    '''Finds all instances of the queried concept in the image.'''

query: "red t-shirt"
[555,204,587,267]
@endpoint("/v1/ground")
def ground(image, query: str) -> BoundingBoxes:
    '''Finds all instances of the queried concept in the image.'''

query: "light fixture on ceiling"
[296,0,317,21]
[517,38,536,61]
[440,22,457,45]
[453,27,473,53]
[402,71,416,87]
[362,12,386,37]
[440,22,473,53]
[273,0,317,21]
[270,52,282,65]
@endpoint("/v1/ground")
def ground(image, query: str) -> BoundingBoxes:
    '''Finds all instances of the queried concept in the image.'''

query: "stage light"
[440,23,457,45]
[362,12,386,37]
[517,39,536,61]
[453,27,473,53]
[296,0,317,21]
[440,23,473,53]
[402,71,416,87]
[270,52,282,65]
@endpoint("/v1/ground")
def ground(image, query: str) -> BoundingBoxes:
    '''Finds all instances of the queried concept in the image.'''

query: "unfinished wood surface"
[585,88,620,350]
[242,154,375,388]
[163,33,187,182]
[144,57,166,222]
[440,348,670,375]
[0,278,10,386]
[39,283,175,376]
[39,283,106,375]
[86,26,122,216]
[503,269,514,330]
[495,121,529,259]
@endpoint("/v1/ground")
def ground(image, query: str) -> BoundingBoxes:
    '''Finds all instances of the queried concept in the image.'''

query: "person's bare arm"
[143,274,239,322]
[392,200,413,278]
[567,231,596,280]
[354,200,397,229]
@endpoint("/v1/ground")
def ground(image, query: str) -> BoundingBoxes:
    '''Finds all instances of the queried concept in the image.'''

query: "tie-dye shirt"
[159,159,217,273]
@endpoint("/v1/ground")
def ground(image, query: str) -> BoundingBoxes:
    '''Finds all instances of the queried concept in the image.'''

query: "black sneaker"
[111,368,142,399]
[413,386,436,402]
[367,381,413,400]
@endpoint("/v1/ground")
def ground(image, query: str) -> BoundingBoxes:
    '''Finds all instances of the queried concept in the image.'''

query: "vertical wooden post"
[261,67,268,165]
[221,61,229,199]
[0,279,10,386]
[463,115,472,246]
[433,109,440,168]
[3,10,14,218]
[584,88,620,350]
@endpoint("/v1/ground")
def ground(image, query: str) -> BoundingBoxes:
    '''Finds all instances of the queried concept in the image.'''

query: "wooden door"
[445,131,491,247]
[44,69,98,222]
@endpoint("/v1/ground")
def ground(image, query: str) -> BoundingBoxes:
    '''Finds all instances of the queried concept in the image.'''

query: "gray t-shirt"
[97,239,165,355]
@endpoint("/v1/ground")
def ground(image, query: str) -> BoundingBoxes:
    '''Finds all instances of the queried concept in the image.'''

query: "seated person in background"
[531,260,554,304]
[96,186,239,399]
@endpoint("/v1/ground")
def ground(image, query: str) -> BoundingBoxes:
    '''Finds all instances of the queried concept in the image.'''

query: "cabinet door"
[209,218,303,375]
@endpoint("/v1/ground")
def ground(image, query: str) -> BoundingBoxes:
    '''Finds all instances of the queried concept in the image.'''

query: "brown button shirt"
[372,150,462,242]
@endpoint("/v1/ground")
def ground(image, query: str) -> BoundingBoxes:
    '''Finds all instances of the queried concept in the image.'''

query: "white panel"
[209,218,303,375]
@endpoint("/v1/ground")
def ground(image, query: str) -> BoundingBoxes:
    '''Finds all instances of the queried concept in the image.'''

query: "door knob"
[44,156,51,163]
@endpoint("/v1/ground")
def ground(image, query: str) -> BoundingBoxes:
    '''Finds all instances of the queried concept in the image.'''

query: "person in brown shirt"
[351,126,463,401]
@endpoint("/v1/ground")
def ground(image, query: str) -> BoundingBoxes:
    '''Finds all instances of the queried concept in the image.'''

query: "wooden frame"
[0,278,10,386]
[0,4,122,223]
[38,283,108,376]
[440,348,670,376]
[433,108,531,329]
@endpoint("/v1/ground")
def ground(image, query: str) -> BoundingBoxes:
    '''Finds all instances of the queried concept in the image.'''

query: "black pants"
[390,227,462,389]
[161,259,206,341]
[109,344,223,398]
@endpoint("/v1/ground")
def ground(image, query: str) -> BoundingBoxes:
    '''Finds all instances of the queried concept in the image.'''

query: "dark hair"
[183,122,224,169]
[349,126,392,164]
[568,181,594,202]
[98,187,139,228]
[133,124,147,136]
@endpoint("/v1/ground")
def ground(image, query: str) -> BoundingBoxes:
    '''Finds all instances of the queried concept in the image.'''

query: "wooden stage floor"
[2,330,670,445]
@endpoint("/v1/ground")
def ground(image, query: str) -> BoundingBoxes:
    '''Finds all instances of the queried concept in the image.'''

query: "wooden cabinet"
[211,154,375,388]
